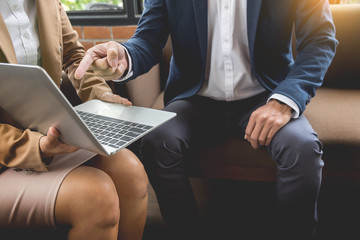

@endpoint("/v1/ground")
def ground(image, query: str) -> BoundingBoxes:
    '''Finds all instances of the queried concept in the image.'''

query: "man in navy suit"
[76,0,337,239]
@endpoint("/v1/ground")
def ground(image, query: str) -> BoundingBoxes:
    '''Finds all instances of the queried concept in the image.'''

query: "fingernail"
[111,59,117,68]
[49,128,56,137]
[119,64,125,73]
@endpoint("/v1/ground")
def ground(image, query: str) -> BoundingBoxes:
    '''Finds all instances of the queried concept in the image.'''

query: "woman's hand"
[99,92,132,106]
[39,127,79,159]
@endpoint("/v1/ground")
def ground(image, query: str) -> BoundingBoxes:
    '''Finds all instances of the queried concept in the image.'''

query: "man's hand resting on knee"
[244,99,292,149]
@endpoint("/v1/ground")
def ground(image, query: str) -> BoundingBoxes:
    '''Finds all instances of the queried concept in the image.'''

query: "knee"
[141,122,188,154]
[271,131,323,171]
[67,167,120,227]
[127,158,149,199]
[140,129,166,156]
[84,169,120,227]
[113,149,149,199]
[141,130,187,169]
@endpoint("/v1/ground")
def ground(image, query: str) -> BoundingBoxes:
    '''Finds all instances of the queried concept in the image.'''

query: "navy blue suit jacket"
[123,0,337,115]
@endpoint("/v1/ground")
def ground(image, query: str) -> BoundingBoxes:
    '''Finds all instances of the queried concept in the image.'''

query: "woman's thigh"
[0,149,95,228]
[54,165,120,228]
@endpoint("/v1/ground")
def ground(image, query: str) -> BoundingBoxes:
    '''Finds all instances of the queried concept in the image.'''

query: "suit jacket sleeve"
[122,0,170,79]
[271,0,338,114]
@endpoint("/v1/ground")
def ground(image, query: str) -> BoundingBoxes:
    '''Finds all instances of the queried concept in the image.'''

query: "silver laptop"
[0,63,176,156]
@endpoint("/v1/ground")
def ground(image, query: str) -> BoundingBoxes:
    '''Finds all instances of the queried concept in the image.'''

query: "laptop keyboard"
[76,110,153,149]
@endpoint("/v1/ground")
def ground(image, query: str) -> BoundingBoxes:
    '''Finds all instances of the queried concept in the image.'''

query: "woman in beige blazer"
[0,1,148,239]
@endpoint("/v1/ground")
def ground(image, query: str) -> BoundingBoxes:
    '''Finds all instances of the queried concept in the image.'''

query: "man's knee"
[141,128,186,169]
[271,128,324,205]
[270,124,323,173]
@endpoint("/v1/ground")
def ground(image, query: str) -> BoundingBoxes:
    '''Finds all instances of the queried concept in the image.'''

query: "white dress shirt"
[0,0,41,66]
[199,0,299,117]
[198,0,265,101]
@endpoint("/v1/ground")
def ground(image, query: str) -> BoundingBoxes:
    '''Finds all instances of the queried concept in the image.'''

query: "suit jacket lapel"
[247,0,262,66]
[0,15,17,63]
[192,0,207,64]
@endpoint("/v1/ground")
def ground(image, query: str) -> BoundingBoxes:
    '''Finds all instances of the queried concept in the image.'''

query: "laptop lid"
[0,63,176,156]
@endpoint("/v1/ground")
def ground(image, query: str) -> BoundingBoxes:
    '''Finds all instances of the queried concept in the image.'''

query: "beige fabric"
[0,149,96,228]
[125,37,172,110]
[152,91,165,110]
[304,88,360,145]
[125,64,161,108]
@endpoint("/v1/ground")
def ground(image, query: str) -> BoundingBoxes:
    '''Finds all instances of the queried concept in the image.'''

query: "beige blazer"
[0,0,112,172]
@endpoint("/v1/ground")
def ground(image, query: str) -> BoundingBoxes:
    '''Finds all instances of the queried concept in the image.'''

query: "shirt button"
[13,4,21,11]
[224,3,229,9]
[226,66,232,71]
[23,32,30,39]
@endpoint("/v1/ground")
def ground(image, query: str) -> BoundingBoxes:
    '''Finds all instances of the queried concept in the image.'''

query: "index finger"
[74,53,95,80]
[244,115,256,140]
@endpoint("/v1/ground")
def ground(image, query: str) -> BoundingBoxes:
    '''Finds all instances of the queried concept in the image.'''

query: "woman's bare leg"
[89,148,149,240]
[55,166,120,240]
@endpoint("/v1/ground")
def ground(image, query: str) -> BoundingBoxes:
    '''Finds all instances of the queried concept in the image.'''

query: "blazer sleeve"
[271,0,338,114]
[59,2,112,102]
[122,0,170,79]
[0,123,47,172]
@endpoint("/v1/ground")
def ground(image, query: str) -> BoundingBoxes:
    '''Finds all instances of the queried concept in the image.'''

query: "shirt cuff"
[268,94,300,118]
[111,45,133,82]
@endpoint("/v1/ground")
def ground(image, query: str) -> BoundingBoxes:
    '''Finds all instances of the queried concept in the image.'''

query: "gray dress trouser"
[140,92,324,240]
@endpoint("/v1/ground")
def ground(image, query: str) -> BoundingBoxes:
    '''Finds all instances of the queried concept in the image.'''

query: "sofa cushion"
[304,88,360,145]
